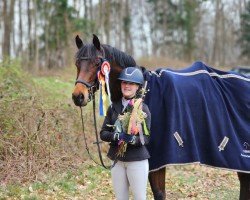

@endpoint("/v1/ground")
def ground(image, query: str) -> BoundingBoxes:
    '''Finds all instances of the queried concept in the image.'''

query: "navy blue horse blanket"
[144,61,250,173]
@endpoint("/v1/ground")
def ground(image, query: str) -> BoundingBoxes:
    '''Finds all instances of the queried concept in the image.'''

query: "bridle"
[75,55,112,169]
[75,56,103,102]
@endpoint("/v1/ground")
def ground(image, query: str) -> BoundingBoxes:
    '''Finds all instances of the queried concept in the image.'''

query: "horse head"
[72,34,137,107]
[72,34,106,106]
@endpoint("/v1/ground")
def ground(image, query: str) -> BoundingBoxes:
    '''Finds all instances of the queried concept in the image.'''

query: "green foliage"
[240,1,250,58]
[35,0,96,69]
[37,0,74,49]
[32,76,74,106]
[0,61,85,185]
[0,62,33,135]
[179,0,200,60]
[72,18,96,37]
[0,163,240,199]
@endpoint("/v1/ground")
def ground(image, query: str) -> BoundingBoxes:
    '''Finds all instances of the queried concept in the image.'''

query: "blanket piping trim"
[152,69,250,82]
[149,162,250,174]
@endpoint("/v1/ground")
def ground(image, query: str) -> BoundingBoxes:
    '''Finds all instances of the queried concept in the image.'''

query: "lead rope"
[92,94,111,169]
[79,94,111,169]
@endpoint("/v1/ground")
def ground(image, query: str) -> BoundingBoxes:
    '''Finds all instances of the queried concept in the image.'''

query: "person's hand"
[113,132,137,144]
[119,132,136,144]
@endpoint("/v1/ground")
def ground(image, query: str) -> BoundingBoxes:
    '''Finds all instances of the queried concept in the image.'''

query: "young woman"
[100,67,151,200]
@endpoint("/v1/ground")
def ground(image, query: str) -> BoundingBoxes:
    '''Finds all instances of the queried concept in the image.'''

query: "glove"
[119,132,136,144]
[113,132,137,144]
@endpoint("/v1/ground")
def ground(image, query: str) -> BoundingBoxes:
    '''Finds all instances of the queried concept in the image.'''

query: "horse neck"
[109,61,123,102]
[102,44,137,101]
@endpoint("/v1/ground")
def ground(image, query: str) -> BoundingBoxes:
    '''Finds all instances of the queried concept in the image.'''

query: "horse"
[72,34,250,200]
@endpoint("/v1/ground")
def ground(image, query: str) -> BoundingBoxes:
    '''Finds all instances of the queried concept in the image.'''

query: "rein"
[77,57,112,169]
[79,94,111,169]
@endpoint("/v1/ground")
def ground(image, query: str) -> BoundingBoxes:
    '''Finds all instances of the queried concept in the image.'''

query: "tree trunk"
[115,0,122,48]
[123,1,131,53]
[151,1,160,56]
[104,0,111,44]
[34,0,39,72]
[97,0,103,41]
[18,0,23,57]
[44,0,50,69]
[84,0,88,19]
[212,0,221,65]
[124,0,133,54]
[27,0,32,62]
[89,0,93,21]
[139,0,149,56]
[64,8,71,68]
[221,2,225,65]
[2,0,15,61]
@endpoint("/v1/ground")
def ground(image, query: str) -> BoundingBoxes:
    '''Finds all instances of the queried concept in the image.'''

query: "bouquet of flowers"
[115,97,147,157]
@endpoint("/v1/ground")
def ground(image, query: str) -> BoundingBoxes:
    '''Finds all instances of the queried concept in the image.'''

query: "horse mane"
[75,43,137,68]
[102,45,136,68]
[102,45,148,75]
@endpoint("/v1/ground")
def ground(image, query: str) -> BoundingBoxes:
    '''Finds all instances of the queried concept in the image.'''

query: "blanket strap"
[218,136,229,151]
[173,131,184,147]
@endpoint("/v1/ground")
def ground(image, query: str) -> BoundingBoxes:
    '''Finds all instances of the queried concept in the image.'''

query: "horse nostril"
[79,93,84,102]
[72,93,85,106]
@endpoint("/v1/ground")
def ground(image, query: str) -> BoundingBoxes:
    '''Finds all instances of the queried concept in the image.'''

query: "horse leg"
[238,172,250,200]
[149,167,166,200]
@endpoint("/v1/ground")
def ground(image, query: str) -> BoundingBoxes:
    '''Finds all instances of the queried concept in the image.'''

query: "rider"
[100,66,151,200]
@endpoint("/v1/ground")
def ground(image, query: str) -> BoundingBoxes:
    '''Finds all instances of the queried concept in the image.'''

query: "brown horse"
[72,34,250,200]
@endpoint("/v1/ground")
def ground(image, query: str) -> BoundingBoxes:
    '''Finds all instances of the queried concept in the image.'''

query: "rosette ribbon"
[98,61,112,116]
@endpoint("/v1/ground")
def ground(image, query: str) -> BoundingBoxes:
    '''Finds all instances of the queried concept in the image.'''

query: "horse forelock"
[75,44,102,62]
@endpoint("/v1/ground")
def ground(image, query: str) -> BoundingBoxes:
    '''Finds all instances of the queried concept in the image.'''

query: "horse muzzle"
[72,93,87,107]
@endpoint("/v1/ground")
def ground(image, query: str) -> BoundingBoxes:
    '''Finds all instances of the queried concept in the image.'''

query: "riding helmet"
[118,67,144,85]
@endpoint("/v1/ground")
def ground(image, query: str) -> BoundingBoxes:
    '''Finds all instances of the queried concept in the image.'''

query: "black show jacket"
[100,99,151,162]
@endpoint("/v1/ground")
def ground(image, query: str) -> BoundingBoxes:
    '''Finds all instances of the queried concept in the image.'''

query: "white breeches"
[111,159,149,200]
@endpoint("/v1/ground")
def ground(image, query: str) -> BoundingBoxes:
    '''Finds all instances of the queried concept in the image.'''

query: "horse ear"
[75,35,83,49]
[93,34,101,51]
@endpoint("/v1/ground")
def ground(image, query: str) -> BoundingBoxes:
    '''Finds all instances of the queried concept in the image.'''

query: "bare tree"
[17,0,23,57]
[27,0,32,62]
[212,0,221,65]
[84,0,88,19]
[2,0,15,61]
[34,0,39,71]
[123,0,133,55]
[103,0,111,44]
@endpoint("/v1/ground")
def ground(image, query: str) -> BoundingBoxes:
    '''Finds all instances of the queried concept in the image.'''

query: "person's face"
[121,81,139,99]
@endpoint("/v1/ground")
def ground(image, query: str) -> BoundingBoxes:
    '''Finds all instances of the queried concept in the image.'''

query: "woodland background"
[1,0,250,69]
[0,0,249,199]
